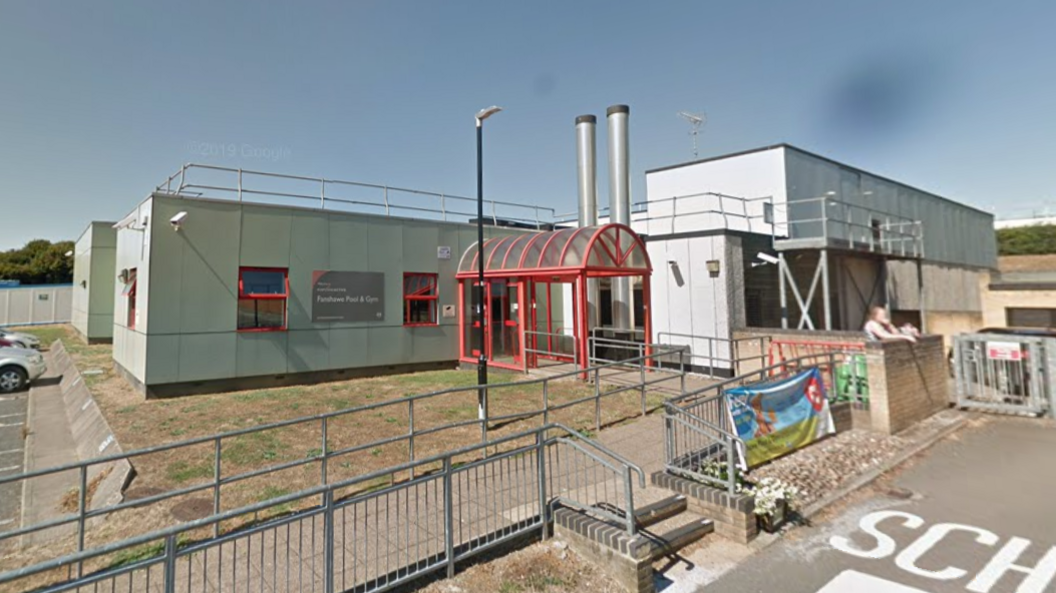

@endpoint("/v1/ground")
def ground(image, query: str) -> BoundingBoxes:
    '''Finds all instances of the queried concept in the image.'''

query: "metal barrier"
[524,329,576,364]
[773,196,924,257]
[0,424,643,593]
[769,339,869,409]
[663,353,842,493]
[0,349,677,577]
[152,163,557,228]
[656,331,771,378]
[953,333,1056,417]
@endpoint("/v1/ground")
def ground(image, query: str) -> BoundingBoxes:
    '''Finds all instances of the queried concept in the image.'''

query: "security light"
[756,252,780,265]
[170,211,188,231]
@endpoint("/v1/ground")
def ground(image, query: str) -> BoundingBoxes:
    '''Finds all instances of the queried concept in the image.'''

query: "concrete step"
[637,512,714,561]
[632,494,687,529]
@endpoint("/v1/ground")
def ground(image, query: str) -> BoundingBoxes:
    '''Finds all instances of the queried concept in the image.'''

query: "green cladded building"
[72,221,117,343]
[108,166,561,397]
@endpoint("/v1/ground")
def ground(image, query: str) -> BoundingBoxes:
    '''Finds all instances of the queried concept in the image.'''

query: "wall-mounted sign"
[986,341,1023,361]
[311,271,385,322]
[437,246,452,260]
[0,280,20,287]
[37,294,50,301]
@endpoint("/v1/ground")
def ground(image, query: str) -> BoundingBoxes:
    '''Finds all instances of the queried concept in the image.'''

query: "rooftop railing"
[152,163,558,228]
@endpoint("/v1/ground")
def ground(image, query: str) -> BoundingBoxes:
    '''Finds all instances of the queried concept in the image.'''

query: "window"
[403,273,438,326]
[1007,308,1056,329]
[238,268,288,331]
[122,269,137,328]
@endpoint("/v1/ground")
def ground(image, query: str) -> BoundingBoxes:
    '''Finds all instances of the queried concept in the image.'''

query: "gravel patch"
[748,410,965,509]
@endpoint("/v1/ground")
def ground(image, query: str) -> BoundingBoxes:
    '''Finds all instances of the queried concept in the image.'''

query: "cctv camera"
[170,211,188,230]
[756,252,780,265]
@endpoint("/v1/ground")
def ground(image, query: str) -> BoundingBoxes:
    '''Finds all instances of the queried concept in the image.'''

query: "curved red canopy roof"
[456,223,651,278]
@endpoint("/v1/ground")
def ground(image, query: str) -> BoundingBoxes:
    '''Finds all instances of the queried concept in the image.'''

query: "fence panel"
[954,334,1054,417]
[0,425,643,593]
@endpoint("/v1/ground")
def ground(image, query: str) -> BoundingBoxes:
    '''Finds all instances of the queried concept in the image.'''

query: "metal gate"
[953,333,1056,416]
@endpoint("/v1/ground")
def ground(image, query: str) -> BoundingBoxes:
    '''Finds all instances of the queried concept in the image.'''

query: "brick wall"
[864,336,949,434]
[652,472,758,544]
[732,329,949,435]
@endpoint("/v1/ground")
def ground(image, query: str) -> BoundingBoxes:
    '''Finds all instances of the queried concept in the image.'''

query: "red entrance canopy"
[456,223,651,279]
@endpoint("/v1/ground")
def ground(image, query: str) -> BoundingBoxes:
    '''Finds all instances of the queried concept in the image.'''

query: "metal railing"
[613,192,774,236]
[663,353,843,493]
[153,163,557,228]
[768,338,869,408]
[0,348,679,574]
[0,424,643,593]
[656,331,771,378]
[773,196,924,258]
[523,329,576,364]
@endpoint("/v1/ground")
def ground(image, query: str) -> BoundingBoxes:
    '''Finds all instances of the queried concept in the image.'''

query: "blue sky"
[1,0,1054,249]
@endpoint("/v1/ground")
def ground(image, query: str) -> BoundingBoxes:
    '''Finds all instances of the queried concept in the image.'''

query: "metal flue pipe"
[576,114,600,328]
[607,105,633,330]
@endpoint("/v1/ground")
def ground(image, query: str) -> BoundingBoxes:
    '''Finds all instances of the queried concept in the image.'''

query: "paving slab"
[20,351,80,548]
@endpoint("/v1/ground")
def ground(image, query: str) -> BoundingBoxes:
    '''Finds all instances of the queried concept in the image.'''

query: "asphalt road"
[705,416,1056,593]
[0,391,28,534]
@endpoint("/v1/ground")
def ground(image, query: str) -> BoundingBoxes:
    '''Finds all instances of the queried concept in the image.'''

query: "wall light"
[706,260,721,277]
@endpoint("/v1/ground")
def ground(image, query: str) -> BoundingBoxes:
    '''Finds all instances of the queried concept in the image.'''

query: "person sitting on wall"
[864,306,917,343]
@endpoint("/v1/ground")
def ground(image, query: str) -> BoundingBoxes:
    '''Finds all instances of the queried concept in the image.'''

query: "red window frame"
[237,267,289,332]
[403,272,439,327]
[123,269,137,329]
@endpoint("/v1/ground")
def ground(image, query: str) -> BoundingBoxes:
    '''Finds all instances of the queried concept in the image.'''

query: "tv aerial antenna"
[677,111,706,158]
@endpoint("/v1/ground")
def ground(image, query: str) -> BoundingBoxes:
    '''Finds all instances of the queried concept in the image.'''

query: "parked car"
[0,330,41,350]
[0,346,47,393]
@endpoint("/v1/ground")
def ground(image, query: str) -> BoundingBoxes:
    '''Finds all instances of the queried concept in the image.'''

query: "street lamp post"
[475,106,502,424]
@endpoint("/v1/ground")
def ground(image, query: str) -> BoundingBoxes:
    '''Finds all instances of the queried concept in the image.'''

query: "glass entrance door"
[491,280,523,368]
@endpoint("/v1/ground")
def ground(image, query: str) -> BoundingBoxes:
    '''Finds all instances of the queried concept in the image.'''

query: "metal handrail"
[661,352,842,494]
[772,195,924,256]
[664,407,742,493]
[523,329,577,361]
[152,163,557,228]
[550,437,638,535]
[0,423,641,589]
[0,347,679,553]
[668,352,841,406]
[656,331,771,376]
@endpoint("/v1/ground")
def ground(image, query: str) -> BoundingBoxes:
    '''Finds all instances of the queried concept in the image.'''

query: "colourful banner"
[725,368,834,469]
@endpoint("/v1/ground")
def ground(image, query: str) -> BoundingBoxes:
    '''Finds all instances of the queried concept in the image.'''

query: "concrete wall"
[114,194,527,390]
[72,222,117,342]
[0,284,72,327]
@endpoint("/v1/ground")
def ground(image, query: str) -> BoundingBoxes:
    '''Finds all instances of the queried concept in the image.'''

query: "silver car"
[0,346,47,393]
[0,330,41,350]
